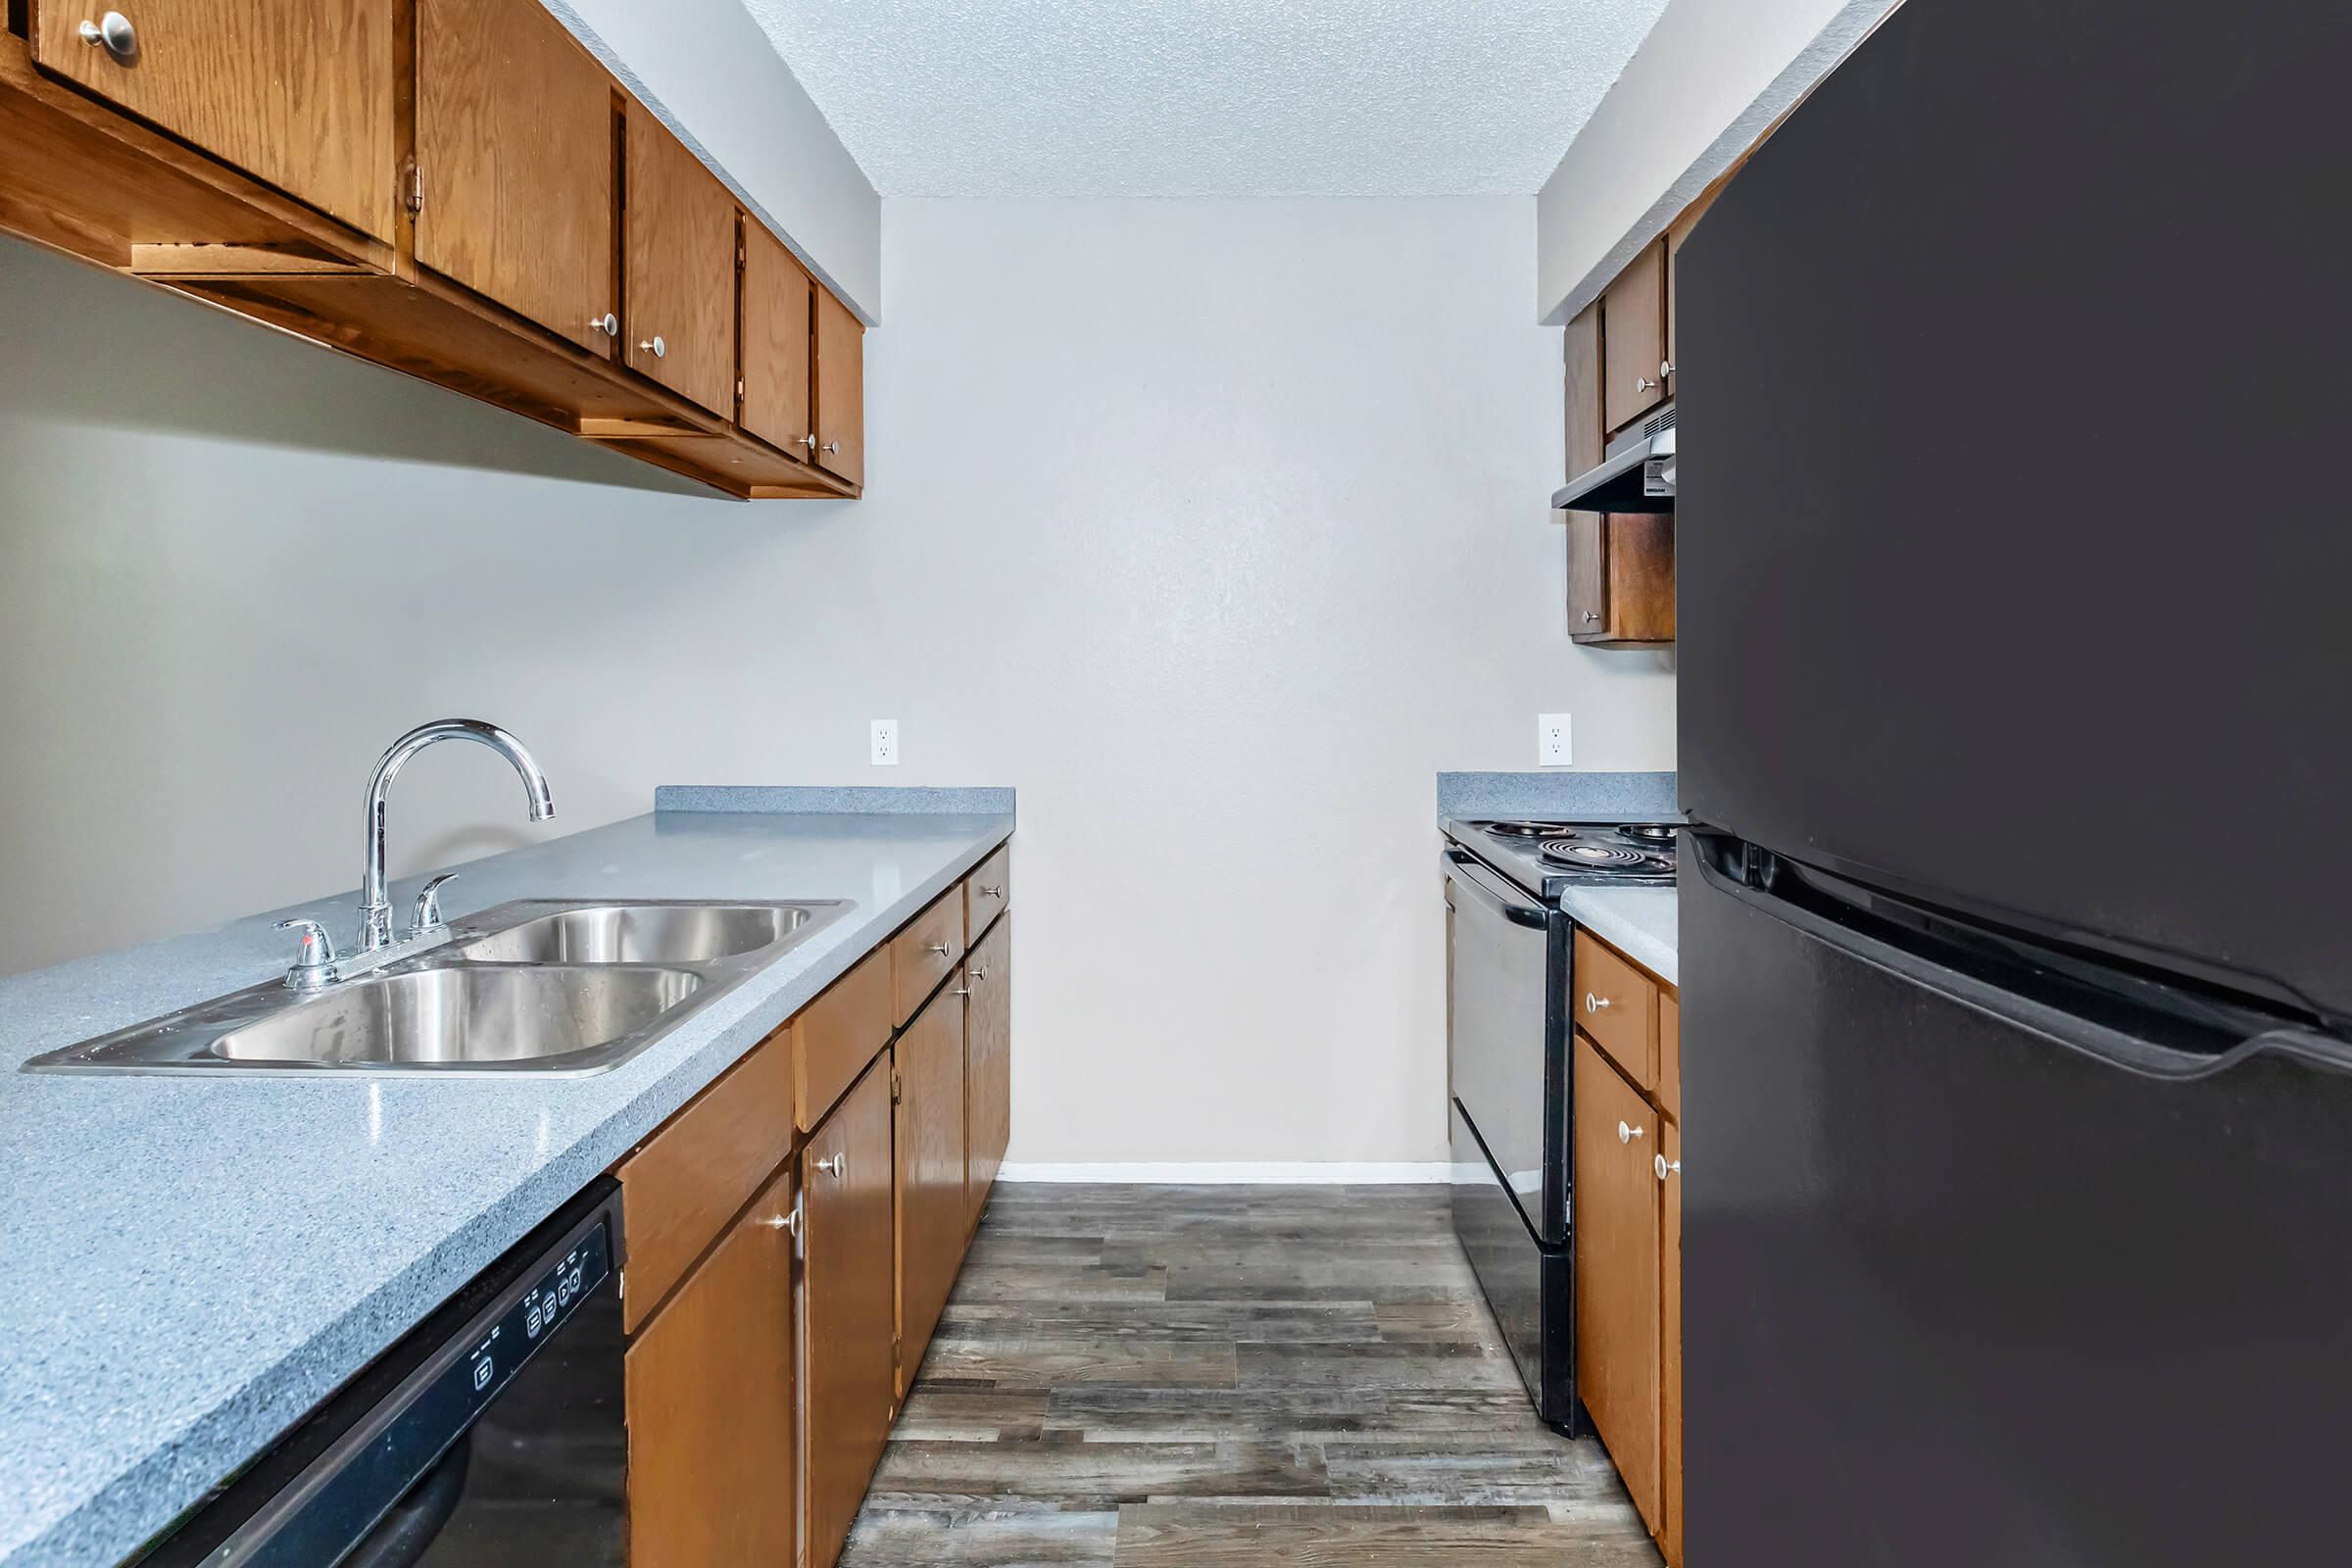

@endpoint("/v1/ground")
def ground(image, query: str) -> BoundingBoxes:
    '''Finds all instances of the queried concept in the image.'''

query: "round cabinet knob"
[1655,1153,1682,1181]
[814,1153,846,1178]
[823,440,841,455]
[1660,359,1675,378]
[78,11,136,60]
[1635,375,1658,393]
[1586,992,1611,1013]
[589,313,617,337]
[639,334,666,359]
[1618,1120,1645,1144]
[1582,611,1602,624]
[760,1209,802,1238]
[800,433,817,450]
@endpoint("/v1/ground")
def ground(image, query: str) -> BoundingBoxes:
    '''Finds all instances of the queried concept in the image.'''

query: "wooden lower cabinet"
[895,981,967,1393]
[1574,1034,1663,1533]
[624,1162,798,1567]
[964,914,1011,1234]
[1660,1116,1685,1566]
[803,1057,898,1568]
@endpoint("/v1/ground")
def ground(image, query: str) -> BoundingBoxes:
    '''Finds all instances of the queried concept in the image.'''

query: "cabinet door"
[1601,239,1669,434]
[812,284,865,486]
[1659,1116,1684,1568]
[1569,514,1676,647]
[1574,1035,1662,1534]
[1564,300,1603,481]
[625,1162,797,1567]
[1567,511,1608,639]
[32,0,398,239]
[622,100,736,415]
[416,0,615,354]
[895,983,966,1391]
[964,915,1011,1235]
[803,1059,897,1568]
[740,220,812,455]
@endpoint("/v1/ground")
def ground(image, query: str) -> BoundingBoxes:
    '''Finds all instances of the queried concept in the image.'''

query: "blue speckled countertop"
[0,794,1013,1568]
[1557,886,1678,986]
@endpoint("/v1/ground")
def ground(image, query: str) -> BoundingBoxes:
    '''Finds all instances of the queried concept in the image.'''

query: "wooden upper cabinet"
[895,985,967,1394]
[803,1059,898,1568]
[1564,300,1604,482]
[739,219,813,455]
[1568,512,1676,647]
[622,100,736,416]
[1574,1035,1663,1536]
[416,0,615,354]
[1601,238,1669,434]
[813,284,865,486]
[30,0,399,240]
[964,914,1011,1235]
[624,1161,798,1568]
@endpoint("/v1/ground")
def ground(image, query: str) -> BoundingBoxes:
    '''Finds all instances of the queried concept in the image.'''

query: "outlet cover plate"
[1538,713,1572,767]
[870,718,900,766]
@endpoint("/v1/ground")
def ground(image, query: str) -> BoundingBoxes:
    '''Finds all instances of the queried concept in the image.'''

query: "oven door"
[1444,848,1566,1243]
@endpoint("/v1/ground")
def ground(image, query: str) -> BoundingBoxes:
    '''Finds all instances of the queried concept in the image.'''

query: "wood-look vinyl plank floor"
[838,1183,1663,1568]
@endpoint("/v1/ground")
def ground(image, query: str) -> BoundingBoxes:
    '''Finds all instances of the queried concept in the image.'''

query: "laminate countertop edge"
[0,799,1014,1568]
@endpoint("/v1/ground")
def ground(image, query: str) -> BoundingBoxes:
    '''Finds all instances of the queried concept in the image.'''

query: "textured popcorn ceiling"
[740,0,1673,197]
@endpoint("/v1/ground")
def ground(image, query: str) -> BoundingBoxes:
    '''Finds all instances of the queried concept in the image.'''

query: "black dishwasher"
[145,1180,627,1568]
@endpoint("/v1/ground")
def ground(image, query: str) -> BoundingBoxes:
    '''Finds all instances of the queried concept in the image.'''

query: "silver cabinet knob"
[814,1153,846,1178]
[929,942,952,956]
[78,12,136,59]
[979,883,1004,898]
[760,1207,802,1238]
[589,313,617,337]
[639,335,665,359]
[1635,375,1658,393]
[1586,992,1611,1012]
[800,434,817,450]
[1660,360,1675,377]
[1582,611,1602,623]
[952,983,971,998]
[1655,1153,1681,1181]
[970,966,987,984]
[412,871,459,936]
[1618,1120,1645,1144]
[823,440,841,455]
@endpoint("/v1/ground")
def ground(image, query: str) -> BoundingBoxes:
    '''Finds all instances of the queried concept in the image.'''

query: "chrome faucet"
[358,719,555,953]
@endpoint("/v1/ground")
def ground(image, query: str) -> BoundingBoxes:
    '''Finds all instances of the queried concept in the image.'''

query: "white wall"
[1536,0,1898,322]
[0,199,1673,1162]
[548,0,881,319]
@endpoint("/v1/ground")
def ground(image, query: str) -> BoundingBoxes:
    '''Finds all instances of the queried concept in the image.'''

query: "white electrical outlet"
[870,718,900,766]
[1538,713,1573,767]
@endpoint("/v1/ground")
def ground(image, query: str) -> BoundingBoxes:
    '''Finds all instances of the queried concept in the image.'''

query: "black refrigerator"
[1676,1,2352,1563]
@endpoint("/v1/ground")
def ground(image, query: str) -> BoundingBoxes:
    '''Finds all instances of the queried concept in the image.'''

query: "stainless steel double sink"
[24,900,848,1077]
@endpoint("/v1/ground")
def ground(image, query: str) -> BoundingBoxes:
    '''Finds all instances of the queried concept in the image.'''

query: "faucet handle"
[412,872,460,936]
[275,917,339,990]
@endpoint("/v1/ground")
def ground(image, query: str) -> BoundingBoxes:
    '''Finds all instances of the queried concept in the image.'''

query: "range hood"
[1552,402,1675,514]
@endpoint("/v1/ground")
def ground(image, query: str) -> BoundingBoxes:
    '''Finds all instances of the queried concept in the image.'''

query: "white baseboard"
[994,1161,1449,1185]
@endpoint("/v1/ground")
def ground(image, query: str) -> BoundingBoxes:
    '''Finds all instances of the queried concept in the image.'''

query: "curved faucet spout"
[360,719,555,951]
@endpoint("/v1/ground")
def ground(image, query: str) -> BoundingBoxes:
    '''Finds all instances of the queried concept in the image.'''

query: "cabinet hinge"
[890,1070,903,1103]
[403,160,423,215]
[737,244,747,270]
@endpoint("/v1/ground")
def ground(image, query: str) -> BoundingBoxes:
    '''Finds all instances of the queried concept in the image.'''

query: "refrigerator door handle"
[1443,848,1550,930]
[1693,849,2352,1084]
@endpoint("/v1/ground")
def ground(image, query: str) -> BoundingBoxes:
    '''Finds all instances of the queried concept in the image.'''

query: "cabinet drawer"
[965,844,1010,936]
[890,889,965,1027]
[1574,929,1659,1092]
[793,946,891,1133]
[1658,990,1681,1124]
[616,1027,795,1332]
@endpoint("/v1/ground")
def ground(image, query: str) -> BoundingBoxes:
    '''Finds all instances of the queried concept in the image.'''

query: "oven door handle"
[1444,848,1550,929]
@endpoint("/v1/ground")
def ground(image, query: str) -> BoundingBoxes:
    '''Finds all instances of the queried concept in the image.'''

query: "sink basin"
[448,904,813,965]
[207,965,704,1068]
[22,897,850,1077]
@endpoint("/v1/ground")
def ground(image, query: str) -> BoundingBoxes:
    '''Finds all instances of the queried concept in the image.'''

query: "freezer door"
[1683,842,2352,1566]
[1676,0,2352,1021]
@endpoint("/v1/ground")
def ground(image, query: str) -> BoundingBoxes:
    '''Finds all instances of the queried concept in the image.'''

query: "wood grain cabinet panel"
[890,888,965,1028]
[812,283,864,486]
[1658,991,1681,1124]
[1660,1115,1685,1567]
[1574,1035,1663,1537]
[964,915,1011,1235]
[30,0,399,240]
[1601,238,1669,434]
[1567,512,1675,647]
[416,0,615,353]
[803,1058,897,1568]
[1574,930,1660,1092]
[739,218,812,455]
[614,1027,795,1333]
[624,1161,797,1568]
[792,944,892,1133]
[1564,300,1603,481]
[894,984,966,1394]
[622,100,736,416]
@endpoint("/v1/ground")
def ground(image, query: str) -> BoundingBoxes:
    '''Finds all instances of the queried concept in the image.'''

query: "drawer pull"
[78,12,137,60]
[814,1153,846,1178]
[979,883,1004,898]
[760,1207,802,1239]
[639,334,665,359]
[929,942,952,956]
[1618,1120,1645,1145]
[1655,1153,1681,1182]
[1586,992,1611,1013]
